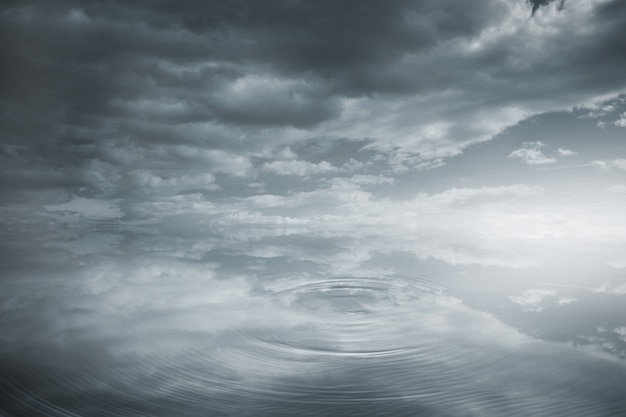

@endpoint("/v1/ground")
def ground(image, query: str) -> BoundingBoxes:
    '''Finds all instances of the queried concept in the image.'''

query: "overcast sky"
[2,0,625,274]
[1,1,626,415]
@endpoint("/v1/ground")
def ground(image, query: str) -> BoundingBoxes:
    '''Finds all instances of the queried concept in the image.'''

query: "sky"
[1,1,626,416]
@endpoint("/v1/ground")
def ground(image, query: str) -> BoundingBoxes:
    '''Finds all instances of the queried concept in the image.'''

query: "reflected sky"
[2,0,626,415]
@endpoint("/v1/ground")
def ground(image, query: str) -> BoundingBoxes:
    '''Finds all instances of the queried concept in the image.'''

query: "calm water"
[2,264,625,416]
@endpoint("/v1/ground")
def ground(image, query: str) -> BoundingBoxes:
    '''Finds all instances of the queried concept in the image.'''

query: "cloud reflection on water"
[2,255,626,416]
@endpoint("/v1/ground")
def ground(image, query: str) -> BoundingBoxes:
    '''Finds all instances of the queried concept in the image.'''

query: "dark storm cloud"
[0,0,497,134]
[528,0,565,16]
[2,0,626,205]
[533,2,626,98]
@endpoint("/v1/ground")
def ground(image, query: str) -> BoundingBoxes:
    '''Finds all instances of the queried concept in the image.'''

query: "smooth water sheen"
[1,274,625,416]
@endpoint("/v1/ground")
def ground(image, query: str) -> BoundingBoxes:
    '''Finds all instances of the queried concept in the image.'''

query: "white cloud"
[592,160,609,170]
[44,197,122,219]
[508,141,556,165]
[509,289,557,312]
[613,159,626,170]
[592,159,626,171]
[416,158,446,171]
[130,170,219,190]
[132,193,216,217]
[594,281,626,295]
[557,148,577,156]
[263,159,338,176]
[341,158,369,172]
[557,297,577,306]
[509,289,575,312]
[262,157,371,177]
[580,104,616,119]
[83,159,122,193]
[597,325,626,344]
[614,112,626,127]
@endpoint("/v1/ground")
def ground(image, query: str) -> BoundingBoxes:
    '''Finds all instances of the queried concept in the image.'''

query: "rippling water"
[2,273,625,416]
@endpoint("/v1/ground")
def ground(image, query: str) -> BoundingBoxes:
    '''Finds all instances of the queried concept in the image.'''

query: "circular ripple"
[255,275,446,358]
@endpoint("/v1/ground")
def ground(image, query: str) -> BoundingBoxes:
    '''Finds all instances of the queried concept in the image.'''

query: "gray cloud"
[2,0,626,204]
